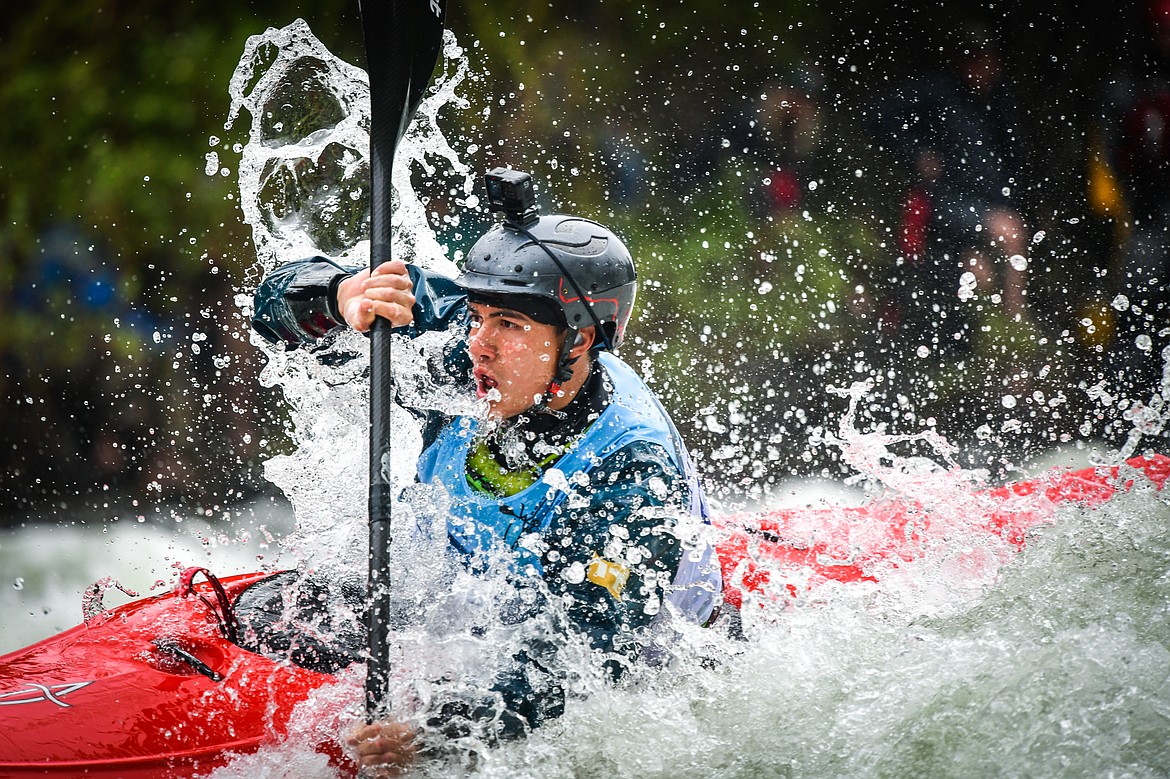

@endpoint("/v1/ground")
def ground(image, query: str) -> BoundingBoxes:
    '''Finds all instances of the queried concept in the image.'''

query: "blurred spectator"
[1091,0,1170,400]
[739,64,826,219]
[875,23,1031,350]
[598,119,650,206]
[6,224,167,507]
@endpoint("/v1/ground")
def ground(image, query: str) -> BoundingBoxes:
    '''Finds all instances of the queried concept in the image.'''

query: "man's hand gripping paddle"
[358,0,447,719]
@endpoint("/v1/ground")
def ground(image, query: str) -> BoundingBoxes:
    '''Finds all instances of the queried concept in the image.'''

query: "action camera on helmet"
[484,167,539,227]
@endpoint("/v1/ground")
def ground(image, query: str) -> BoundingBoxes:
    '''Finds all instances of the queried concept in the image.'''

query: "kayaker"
[251,168,722,772]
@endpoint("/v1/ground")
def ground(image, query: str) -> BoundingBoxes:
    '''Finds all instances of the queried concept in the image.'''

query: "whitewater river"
[5,18,1169,779]
[4,448,1170,778]
[0,497,299,656]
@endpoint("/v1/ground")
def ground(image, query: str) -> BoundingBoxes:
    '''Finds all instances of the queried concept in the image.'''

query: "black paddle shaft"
[358,0,447,719]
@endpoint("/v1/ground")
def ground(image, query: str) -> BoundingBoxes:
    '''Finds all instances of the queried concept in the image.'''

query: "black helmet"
[456,212,638,350]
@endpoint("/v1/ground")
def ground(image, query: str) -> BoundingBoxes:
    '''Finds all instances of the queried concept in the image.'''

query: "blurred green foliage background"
[1,0,1163,520]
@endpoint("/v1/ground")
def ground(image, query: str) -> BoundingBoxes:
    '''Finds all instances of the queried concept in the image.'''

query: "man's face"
[467,301,563,419]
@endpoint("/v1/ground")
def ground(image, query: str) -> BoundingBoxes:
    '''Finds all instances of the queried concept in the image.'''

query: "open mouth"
[474,369,499,400]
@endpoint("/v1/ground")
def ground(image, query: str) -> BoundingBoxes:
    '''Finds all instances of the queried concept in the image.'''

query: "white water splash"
[223,19,476,575]
[210,18,1170,779]
[81,576,140,622]
[1117,345,1170,461]
[225,17,467,277]
[227,18,370,269]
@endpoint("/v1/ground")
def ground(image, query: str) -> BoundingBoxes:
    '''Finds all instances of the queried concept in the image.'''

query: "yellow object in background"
[1076,298,1116,349]
[1087,149,1125,219]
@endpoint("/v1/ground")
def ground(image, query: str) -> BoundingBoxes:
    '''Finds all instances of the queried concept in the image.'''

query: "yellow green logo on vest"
[587,555,630,599]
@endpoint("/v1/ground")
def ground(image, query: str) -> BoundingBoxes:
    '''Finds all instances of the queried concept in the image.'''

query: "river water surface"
[4,18,1170,779]
[5,450,1170,778]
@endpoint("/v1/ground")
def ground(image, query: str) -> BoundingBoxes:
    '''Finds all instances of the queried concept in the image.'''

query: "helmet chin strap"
[530,329,582,418]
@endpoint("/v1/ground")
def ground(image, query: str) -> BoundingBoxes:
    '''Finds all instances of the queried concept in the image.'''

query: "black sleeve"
[251,256,357,347]
[250,257,471,348]
[540,439,688,678]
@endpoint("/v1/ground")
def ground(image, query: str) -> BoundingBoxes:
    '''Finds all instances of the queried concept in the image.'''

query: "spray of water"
[1117,345,1170,461]
[212,18,1170,779]
[223,19,475,576]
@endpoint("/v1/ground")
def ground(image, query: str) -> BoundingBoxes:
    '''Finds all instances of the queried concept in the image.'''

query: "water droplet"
[1136,334,1153,353]
[1008,254,1028,271]
[757,281,773,294]
[916,345,930,358]
[1111,294,1130,311]
[957,271,978,301]
[13,577,24,590]
[1001,394,1018,409]
[1032,230,1046,244]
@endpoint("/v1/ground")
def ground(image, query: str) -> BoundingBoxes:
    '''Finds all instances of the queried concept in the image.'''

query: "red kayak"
[0,569,355,777]
[715,453,1169,606]
[1,454,1165,777]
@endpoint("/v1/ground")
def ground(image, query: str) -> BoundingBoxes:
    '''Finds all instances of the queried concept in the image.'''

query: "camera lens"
[486,178,503,204]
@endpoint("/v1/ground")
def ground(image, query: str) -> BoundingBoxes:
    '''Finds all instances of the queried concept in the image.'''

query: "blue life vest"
[416,352,723,625]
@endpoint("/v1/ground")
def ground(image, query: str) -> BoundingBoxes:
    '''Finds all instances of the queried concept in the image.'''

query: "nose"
[468,320,493,361]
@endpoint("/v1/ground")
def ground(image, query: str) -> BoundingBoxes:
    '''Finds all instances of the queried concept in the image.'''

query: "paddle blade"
[359,0,448,263]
